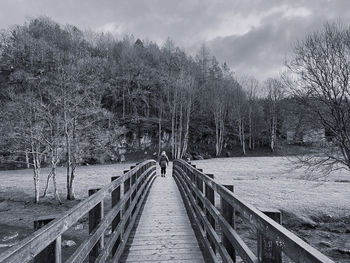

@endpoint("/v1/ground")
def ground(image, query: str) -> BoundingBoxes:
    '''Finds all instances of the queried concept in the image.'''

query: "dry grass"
[0,162,134,201]
[0,161,138,226]
[0,156,349,224]
[191,157,350,219]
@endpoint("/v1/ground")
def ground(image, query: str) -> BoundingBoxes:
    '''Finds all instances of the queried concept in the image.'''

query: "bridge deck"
[121,163,205,262]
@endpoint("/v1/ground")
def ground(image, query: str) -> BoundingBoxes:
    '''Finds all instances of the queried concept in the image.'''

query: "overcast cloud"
[0,0,349,81]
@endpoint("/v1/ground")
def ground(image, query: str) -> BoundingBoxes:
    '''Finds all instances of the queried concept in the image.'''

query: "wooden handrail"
[0,160,157,263]
[173,159,334,263]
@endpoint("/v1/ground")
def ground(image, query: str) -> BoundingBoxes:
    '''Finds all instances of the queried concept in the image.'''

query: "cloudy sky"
[0,0,349,81]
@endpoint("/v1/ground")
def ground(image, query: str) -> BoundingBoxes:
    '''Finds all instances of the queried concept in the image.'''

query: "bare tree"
[195,44,211,85]
[287,22,350,174]
[229,79,247,155]
[264,78,284,152]
[177,71,195,159]
[239,76,259,150]
[40,102,63,204]
[164,70,195,159]
[203,58,230,156]
[5,89,47,203]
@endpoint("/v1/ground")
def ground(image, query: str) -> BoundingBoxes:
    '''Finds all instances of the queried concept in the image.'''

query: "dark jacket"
[159,155,169,168]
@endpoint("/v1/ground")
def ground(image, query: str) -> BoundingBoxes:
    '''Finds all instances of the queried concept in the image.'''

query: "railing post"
[111,176,121,256]
[33,216,61,263]
[257,208,282,263]
[88,189,104,263]
[221,185,236,262]
[196,171,203,210]
[205,173,215,253]
[123,170,130,212]
[124,169,131,233]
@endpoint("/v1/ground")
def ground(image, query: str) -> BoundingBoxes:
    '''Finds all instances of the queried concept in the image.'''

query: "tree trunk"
[219,117,225,156]
[241,119,246,155]
[33,168,40,203]
[122,87,125,119]
[52,166,62,204]
[215,112,220,156]
[177,101,183,159]
[181,100,191,158]
[215,106,225,157]
[64,108,73,200]
[44,145,62,203]
[249,108,253,150]
[158,103,162,156]
[238,118,242,146]
[32,143,40,203]
[68,164,76,200]
[174,106,179,159]
[171,92,176,158]
[42,170,52,198]
[67,118,77,200]
[271,115,276,152]
[25,150,30,169]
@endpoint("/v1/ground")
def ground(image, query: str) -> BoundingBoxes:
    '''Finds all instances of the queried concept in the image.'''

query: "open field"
[192,157,350,262]
[191,157,350,218]
[0,157,349,261]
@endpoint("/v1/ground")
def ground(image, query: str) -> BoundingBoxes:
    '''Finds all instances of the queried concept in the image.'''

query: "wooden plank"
[123,251,204,261]
[127,243,200,251]
[125,260,204,263]
[122,165,205,263]
[126,248,203,256]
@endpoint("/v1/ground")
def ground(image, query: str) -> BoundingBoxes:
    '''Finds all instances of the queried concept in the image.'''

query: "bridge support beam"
[34,216,61,263]
[257,208,282,263]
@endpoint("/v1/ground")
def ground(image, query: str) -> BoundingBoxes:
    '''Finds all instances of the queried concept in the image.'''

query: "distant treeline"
[0,17,307,201]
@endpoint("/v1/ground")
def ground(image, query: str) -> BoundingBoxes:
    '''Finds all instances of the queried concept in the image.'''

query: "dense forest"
[0,17,316,201]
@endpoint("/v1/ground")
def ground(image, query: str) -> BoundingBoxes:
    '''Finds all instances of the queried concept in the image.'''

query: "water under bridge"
[0,160,335,263]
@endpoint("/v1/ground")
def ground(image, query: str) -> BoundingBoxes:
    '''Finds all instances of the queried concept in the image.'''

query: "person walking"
[159,151,169,177]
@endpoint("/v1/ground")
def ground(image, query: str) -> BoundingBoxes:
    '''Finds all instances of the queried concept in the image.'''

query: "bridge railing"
[173,159,334,263]
[0,160,156,263]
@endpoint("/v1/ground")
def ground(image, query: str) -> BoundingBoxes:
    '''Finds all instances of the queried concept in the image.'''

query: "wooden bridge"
[0,159,335,263]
